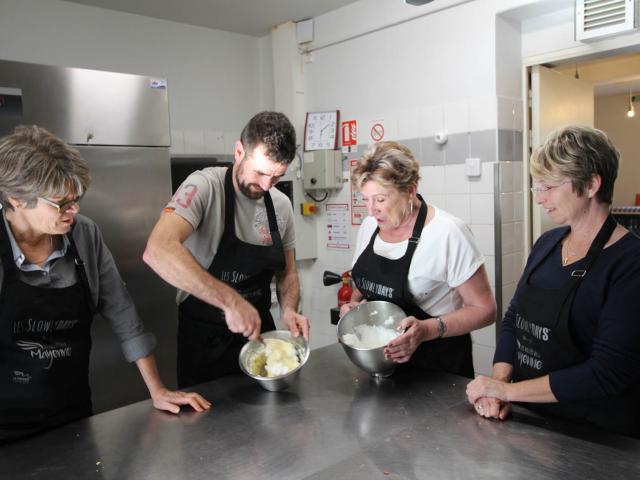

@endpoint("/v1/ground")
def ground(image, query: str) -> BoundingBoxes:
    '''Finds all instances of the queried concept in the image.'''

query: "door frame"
[520,44,640,256]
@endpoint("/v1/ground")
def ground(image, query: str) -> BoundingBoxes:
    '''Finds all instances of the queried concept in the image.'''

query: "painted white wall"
[521,4,640,64]
[298,0,515,374]
[0,0,271,136]
[496,15,524,101]
[306,0,497,132]
[258,35,276,113]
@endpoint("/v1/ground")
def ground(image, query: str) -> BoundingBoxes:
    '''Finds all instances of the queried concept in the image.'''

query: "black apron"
[351,195,474,379]
[513,215,640,436]
[0,220,94,442]
[177,167,286,388]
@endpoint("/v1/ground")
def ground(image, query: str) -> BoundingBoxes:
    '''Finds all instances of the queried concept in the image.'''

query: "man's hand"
[224,293,262,340]
[282,308,310,341]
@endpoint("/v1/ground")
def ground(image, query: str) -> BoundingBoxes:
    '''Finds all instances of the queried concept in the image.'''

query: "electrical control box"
[303,150,343,191]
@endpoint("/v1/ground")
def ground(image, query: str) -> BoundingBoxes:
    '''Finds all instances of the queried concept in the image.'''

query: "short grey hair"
[0,125,91,210]
[530,125,618,205]
[352,141,420,193]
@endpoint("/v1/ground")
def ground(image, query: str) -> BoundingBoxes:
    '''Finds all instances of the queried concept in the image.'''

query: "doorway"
[525,49,640,247]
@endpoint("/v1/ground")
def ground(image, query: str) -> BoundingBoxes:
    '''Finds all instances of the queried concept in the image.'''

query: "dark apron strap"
[262,190,283,252]
[404,194,427,260]
[0,215,18,275]
[66,223,97,314]
[222,165,284,259]
[564,214,617,280]
[222,167,236,234]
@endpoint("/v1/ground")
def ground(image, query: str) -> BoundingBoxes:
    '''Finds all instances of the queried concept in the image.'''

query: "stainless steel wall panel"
[0,59,170,146]
[77,146,176,413]
[0,59,176,413]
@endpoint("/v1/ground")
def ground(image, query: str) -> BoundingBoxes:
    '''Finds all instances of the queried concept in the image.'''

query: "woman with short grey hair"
[0,125,210,442]
[467,125,640,438]
[0,125,90,210]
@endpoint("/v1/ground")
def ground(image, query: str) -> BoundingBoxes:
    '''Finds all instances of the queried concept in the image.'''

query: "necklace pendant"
[563,256,568,266]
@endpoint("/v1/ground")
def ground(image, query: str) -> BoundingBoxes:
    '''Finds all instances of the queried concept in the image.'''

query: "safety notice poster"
[326,203,350,249]
[350,160,368,225]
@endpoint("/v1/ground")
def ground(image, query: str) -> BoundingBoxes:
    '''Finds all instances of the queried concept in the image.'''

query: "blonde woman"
[342,141,496,378]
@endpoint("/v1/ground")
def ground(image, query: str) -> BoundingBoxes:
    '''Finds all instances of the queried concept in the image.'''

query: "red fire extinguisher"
[337,271,353,307]
[322,270,353,307]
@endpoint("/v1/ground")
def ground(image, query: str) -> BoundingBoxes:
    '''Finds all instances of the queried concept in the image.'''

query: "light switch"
[465,157,481,177]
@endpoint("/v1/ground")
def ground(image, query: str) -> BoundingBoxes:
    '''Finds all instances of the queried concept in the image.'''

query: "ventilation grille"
[576,0,638,41]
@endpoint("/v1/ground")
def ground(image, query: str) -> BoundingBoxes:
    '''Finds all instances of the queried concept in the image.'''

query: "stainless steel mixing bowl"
[336,301,406,377]
[238,330,309,391]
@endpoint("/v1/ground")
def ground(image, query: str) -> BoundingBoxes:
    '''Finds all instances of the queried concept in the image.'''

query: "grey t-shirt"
[0,211,156,362]
[167,166,295,304]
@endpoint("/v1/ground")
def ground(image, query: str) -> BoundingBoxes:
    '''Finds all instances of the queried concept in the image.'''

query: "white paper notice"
[350,160,368,225]
[326,204,350,249]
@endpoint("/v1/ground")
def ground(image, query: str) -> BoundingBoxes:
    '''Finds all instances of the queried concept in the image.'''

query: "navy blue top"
[494,228,640,402]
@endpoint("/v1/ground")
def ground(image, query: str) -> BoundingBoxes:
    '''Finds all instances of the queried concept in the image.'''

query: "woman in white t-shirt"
[341,141,496,378]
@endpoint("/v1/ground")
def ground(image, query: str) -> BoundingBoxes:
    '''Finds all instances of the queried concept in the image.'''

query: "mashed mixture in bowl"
[248,338,301,378]
[341,322,400,349]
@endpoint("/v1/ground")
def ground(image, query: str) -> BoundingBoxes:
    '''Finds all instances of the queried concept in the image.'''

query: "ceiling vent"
[576,0,638,41]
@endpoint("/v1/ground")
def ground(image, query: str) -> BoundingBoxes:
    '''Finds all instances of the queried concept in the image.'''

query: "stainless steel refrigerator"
[0,59,177,413]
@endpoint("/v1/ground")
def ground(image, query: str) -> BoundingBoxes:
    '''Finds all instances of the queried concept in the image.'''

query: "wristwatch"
[435,316,447,339]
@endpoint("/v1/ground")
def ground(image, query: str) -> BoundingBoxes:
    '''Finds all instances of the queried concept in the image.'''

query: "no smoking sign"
[370,122,385,143]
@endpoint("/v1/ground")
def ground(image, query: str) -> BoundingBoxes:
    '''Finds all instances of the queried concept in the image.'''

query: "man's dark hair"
[240,111,297,165]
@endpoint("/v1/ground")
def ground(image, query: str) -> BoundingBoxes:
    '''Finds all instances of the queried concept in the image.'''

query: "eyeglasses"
[39,195,82,213]
[530,180,571,194]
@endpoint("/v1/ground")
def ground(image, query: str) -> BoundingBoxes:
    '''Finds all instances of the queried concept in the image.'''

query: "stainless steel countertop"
[2,344,639,479]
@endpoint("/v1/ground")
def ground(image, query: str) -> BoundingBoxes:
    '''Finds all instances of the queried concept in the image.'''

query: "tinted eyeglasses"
[39,195,82,213]
[530,180,571,194]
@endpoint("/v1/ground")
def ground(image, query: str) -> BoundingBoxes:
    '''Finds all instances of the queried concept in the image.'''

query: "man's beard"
[235,165,265,199]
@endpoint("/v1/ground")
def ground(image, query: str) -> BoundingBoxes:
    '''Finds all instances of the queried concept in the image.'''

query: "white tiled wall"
[424,163,498,377]
[170,129,240,155]
[498,161,525,339]
[284,100,526,379]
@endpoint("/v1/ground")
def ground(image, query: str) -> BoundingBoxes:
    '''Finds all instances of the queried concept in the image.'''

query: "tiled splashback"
[310,127,525,376]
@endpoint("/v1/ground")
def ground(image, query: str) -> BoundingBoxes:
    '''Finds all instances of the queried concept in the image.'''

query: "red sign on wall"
[341,120,357,147]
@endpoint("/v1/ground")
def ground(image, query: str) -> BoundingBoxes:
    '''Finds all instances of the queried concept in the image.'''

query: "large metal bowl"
[337,301,406,377]
[238,330,309,391]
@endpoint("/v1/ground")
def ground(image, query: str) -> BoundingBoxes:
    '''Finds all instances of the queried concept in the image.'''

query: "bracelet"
[435,316,447,339]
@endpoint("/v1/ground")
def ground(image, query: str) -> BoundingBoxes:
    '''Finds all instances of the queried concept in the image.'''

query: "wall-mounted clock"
[304,110,339,151]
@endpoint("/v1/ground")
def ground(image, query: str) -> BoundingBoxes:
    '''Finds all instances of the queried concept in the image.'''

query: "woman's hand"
[135,355,211,414]
[339,299,366,318]
[467,362,513,419]
[466,375,510,404]
[150,387,212,414]
[467,377,512,420]
[383,316,428,363]
[471,396,512,420]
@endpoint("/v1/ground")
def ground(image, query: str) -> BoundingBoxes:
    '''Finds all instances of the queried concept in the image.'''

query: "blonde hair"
[0,125,91,210]
[530,125,618,204]
[352,141,420,193]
